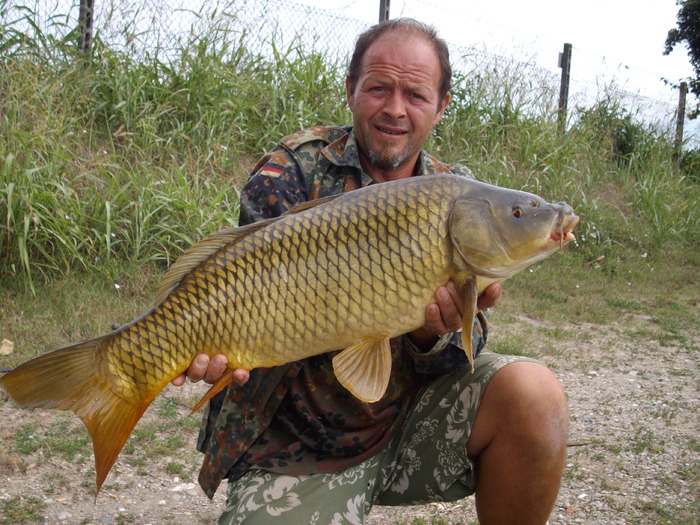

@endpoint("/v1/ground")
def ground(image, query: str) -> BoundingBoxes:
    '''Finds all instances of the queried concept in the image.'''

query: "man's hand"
[476,281,502,311]
[170,354,249,387]
[409,281,502,350]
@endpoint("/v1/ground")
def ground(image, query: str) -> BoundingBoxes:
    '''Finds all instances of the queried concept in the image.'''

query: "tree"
[664,0,700,118]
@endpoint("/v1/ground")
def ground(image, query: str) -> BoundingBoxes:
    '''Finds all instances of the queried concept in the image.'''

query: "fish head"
[448,182,579,280]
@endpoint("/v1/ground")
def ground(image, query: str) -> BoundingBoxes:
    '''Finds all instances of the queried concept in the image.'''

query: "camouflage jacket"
[196,126,487,499]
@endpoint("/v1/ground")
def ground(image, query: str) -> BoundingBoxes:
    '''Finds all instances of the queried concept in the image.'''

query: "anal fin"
[332,337,392,403]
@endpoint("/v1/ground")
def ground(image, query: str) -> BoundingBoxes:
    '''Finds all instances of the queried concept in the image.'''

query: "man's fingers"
[171,354,233,386]
[232,369,250,386]
[188,354,211,383]
[424,303,445,334]
[434,284,462,333]
[204,354,229,384]
[477,282,502,311]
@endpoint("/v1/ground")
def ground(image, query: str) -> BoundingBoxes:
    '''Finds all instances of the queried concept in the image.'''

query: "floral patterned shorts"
[218,352,537,525]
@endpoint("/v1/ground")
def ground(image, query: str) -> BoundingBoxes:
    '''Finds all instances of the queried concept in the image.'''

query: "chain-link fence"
[4,0,698,147]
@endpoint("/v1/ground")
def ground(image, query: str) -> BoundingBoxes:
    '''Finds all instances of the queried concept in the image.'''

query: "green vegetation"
[14,417,90,460]
[0,5,697,524]
[0,495,45,524]
[0,1,697,364]
[1,2,698,295]
[396,518,450,525]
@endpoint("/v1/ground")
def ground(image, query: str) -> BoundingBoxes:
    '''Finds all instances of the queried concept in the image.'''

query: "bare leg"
[466,361,568,524]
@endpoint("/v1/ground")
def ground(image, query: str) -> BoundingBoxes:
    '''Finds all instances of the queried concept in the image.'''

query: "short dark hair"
[347,18,452,104]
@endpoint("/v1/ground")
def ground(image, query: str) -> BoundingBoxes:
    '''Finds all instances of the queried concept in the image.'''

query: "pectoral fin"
[332,337,392,403]
[461,275,478,373]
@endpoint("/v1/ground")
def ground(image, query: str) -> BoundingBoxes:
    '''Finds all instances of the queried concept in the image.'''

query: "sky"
[294,0,695,108]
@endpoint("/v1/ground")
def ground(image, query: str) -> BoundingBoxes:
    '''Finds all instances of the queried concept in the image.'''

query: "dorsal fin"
[280,194,341,215]
[152,219,276,307]
[152,194,342,307]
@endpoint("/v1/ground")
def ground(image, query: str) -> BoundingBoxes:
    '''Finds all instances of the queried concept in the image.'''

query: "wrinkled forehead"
[360,31,441,83]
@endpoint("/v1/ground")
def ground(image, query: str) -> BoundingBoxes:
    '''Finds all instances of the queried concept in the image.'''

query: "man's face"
[346,31,450,175]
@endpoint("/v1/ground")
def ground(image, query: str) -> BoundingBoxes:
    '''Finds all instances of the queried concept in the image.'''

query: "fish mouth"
[550,214,580,247]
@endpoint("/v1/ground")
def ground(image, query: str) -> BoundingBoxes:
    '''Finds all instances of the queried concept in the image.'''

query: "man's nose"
[382,91,406,119]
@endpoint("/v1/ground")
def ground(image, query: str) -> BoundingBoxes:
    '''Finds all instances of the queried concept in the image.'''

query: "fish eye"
[513,206,524,219]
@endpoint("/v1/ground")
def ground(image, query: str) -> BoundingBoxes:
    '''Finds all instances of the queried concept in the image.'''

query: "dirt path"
[1,317,698,524]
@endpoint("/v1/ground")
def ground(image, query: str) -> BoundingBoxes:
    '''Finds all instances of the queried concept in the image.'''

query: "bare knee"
[467,362,569,523]
[467,361,568,458]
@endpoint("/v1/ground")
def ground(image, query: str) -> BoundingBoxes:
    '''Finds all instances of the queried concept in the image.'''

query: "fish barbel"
[0,174,578,495]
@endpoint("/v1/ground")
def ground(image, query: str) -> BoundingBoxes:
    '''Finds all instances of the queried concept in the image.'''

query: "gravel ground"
[370,316,699,525]
[1,314,698,525]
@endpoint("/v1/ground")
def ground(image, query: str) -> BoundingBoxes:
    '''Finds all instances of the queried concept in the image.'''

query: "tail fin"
[0,337,154,496]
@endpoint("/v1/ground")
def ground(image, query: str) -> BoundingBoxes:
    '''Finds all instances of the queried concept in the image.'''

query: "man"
[174,18,568,525]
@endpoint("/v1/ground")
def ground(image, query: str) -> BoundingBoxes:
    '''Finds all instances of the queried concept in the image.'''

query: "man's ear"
[433,91,451,125]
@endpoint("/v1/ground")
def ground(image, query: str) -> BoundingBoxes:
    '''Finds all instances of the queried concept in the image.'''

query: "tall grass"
[0,5,351,289]
[1,3,698,291]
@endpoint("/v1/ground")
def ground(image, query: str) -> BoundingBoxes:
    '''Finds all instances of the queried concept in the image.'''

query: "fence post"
[78,0,94,53]
[558,43,572,135]
[379,0,390,22]
[674,81,687,158]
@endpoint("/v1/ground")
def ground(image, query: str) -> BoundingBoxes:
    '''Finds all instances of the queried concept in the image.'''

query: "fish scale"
[0,173,578,496]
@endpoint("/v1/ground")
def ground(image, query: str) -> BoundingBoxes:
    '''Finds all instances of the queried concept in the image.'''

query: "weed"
[676,462,700,483]
[488,332,541,358]
[12,417,90,462]
[652,406,679,425]
[156,396,183,418]
[630,429,665,454]
[165,461,185,475]
[125,417,188,463]
[14,424,40,454]
[0,495,45,524]
[395,518,450,525]
[146,434,187,456]
[126,455,147,468]
[42,472,71,495]
[635,499,700,523]
[132,422,158,444]
[43,418,91,460]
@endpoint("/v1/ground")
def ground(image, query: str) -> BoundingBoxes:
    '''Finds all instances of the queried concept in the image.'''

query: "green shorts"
[218,352,537,525]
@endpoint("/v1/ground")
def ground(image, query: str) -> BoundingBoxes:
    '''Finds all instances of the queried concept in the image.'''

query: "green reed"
[0,1,698,291]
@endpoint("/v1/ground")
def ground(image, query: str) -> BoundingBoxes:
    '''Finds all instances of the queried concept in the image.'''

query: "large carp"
[1,174,578,494]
